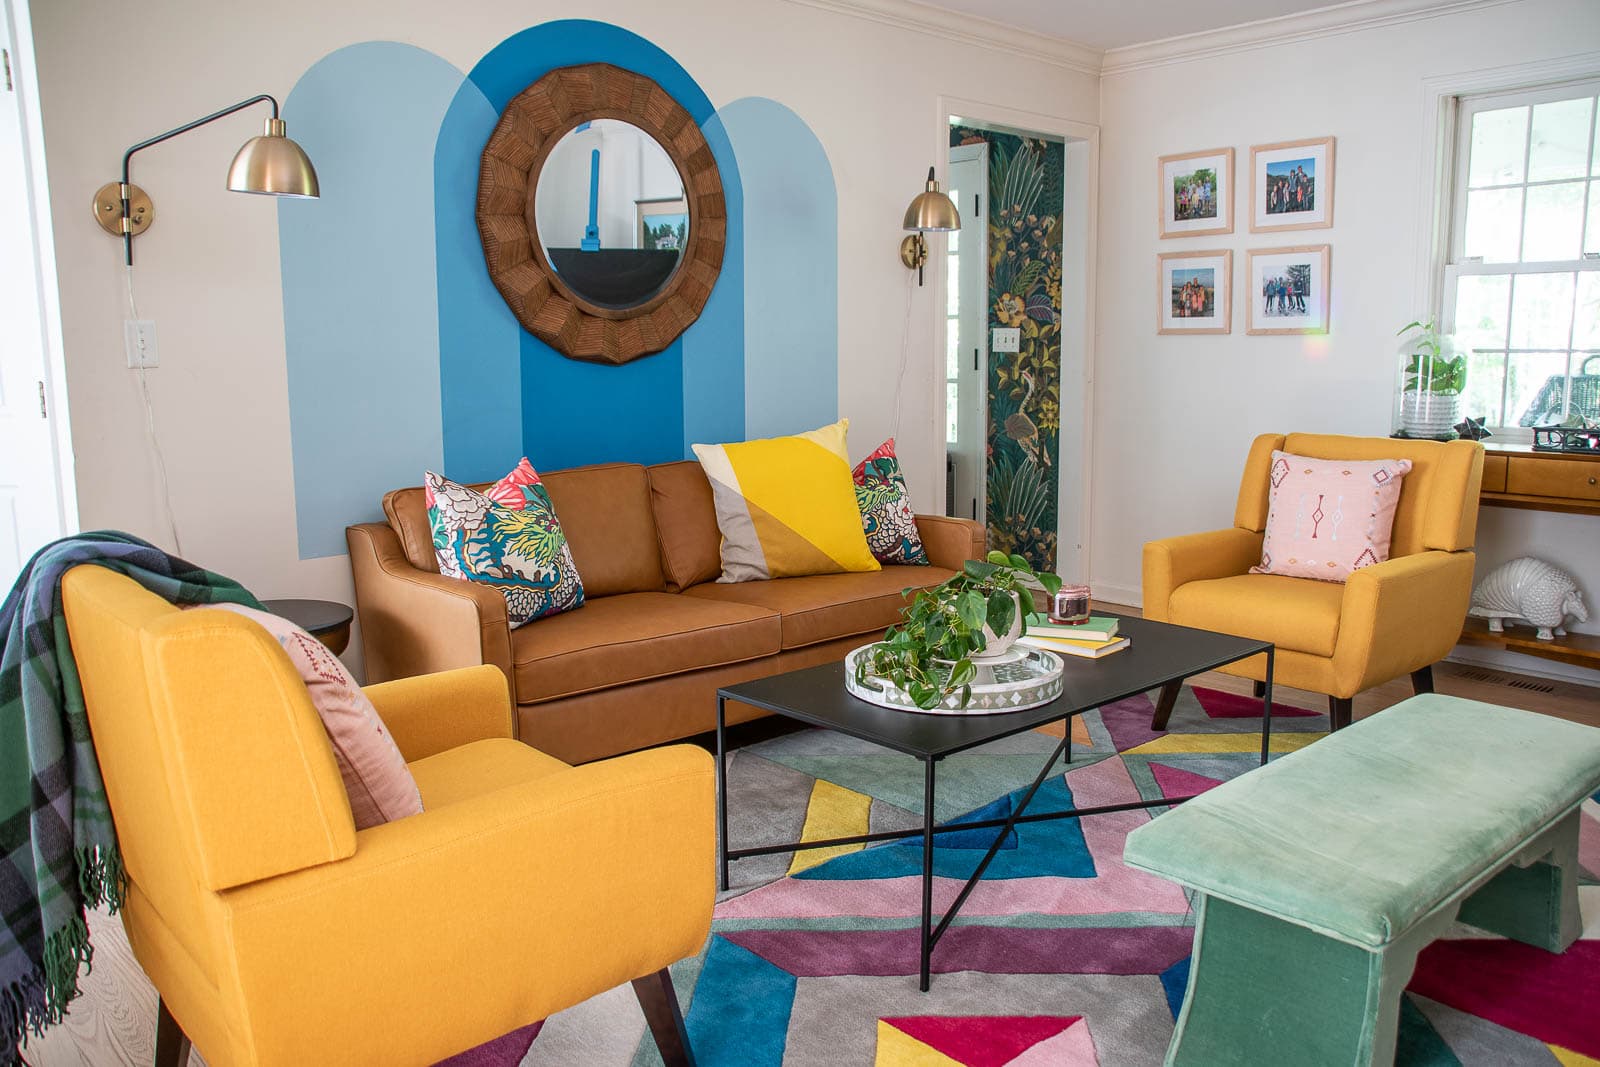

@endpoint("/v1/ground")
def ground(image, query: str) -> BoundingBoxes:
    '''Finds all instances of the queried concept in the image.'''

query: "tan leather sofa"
[347,460,985,764]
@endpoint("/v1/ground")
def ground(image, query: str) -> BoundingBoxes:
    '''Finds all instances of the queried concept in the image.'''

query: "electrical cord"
[123,265,184,556]
[891,266,916,441]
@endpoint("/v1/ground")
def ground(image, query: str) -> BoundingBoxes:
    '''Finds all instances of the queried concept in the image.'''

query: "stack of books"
[1017,614,1129,659]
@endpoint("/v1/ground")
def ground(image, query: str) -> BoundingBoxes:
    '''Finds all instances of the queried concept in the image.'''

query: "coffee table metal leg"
[716,695,730,892]
[1259,647,1275,767]
[919,756,937,992]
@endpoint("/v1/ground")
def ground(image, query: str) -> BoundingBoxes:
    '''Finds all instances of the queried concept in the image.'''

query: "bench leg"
[1457,811,1583,953]
[1168,896,1429,1067]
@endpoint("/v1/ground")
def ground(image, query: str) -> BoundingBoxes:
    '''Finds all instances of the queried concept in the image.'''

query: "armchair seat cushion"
[512,593,781,704]
[683,566,957,649]
[408,738,570,810]
[1169,573,1344,657]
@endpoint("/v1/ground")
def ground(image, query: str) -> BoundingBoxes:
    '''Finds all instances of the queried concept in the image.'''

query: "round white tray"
[844,643,1065,715]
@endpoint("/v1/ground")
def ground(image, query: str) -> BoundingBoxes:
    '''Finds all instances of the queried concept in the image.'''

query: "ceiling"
[917,0,1351,51]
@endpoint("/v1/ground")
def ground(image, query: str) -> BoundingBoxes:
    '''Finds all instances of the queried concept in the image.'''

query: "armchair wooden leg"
[1151,680,1183,731]
[1411,665,1435,695]
[1328,697,1354,732]
[633,968,695,1067]
[1253,680,1267,698]
[154,997,191,1067]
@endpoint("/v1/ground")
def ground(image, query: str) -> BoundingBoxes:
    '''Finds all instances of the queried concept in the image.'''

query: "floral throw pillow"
[425,458,584,627]
[851,438,928,566]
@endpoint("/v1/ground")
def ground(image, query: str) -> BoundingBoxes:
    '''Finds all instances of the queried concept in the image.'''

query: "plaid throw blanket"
[0,533,262,1063]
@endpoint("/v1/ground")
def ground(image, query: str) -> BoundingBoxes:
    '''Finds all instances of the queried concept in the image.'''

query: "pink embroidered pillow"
[210,604,423,829]
[1250,451,1413,583]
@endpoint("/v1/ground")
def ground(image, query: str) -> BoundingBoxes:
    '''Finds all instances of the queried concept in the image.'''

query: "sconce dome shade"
[903,189,960,232]
[227,117,319,198]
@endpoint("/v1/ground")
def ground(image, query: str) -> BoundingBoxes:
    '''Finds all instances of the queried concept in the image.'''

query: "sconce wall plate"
[899,233,926,271]
[93,182,152,236]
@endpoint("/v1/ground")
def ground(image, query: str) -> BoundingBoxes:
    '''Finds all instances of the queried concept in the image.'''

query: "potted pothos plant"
[856,551,1063,711]
[1397,319,1467,438]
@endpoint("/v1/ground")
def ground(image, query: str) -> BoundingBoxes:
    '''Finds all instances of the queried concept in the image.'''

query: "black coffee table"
[715,614,1274,990]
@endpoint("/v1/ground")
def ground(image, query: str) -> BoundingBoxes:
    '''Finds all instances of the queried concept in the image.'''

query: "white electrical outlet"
[125,319,158,368]
[991,327,1020,353]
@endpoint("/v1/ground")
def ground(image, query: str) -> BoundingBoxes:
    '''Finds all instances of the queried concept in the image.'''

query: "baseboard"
[1445,645,1600,689]
[1092,582,1143,611]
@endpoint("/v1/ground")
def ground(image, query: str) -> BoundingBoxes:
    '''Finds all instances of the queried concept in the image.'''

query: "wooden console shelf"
[1457,617,1600,670]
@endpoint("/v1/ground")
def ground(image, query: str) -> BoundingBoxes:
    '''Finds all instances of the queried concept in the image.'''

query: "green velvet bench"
[1123,693,1600,1067]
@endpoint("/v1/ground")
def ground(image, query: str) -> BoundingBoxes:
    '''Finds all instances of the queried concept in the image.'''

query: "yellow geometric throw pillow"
[692,419,881,582]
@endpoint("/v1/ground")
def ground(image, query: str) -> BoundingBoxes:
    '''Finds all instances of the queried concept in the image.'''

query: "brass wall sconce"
[899,166,960,285]
[92,94,319,265]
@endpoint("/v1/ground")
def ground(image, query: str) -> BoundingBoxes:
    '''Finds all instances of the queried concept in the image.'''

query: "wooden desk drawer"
[1505,456,1600,502]
[1481,454,1508,493]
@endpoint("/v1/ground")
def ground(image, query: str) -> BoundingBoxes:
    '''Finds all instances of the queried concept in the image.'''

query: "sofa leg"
[1328,697,1354,732]
[1151,681,1183,731]
[154,997,191,1067]
[633,968,695,1067]
[1411,665,1434,695]
[1252,680,1266,698]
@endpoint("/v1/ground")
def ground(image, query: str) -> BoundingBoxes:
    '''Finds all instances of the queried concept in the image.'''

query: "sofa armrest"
[1142,528,1264,621]
[346,523,513,687]
[1333,550,1476,696]
[363,665,514,763]
[219,745,714,1064]
[915,514,986,571]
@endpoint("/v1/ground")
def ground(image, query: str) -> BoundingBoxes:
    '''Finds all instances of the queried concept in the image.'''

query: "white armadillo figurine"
[1469,557,1589,641]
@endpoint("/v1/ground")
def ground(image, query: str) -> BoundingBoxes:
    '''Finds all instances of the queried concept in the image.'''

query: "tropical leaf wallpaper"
[950,125,1064,572]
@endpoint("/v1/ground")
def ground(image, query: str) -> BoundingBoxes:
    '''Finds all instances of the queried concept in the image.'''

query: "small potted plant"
[856,551,1063,710]
[1397,319,1467,438]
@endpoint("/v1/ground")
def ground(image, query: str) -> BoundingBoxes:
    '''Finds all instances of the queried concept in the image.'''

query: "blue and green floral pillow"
[425,459,584,627]
[851,438,929,566]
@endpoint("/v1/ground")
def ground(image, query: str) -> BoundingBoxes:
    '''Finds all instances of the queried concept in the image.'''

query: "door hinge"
[37,381,47,418]
[973,347,979,371]
[974,193,980,217]
[3,49,11,93]
[970,498,977,520]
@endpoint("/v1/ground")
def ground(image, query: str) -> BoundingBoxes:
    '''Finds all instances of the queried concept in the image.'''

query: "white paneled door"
[946,143,988,523]
[0,0,69,590]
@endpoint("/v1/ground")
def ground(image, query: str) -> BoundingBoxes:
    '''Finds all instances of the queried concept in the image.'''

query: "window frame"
[1440,77,1600,441]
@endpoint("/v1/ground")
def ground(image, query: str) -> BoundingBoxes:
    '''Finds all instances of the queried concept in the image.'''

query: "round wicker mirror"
[476,64,726,365]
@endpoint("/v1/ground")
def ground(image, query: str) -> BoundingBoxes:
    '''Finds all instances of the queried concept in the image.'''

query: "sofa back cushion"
[383,462,666,597]
[648,460,724,592]
[1233,433,1484,557]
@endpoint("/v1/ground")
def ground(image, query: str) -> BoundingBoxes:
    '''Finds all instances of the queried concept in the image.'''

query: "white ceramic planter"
[972,597,1025,661]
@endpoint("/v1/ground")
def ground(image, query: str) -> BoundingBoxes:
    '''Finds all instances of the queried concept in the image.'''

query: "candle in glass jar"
[1050,584,1092,624]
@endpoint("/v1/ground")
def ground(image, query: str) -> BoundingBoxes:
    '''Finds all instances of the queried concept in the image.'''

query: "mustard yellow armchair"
[60,566,713,1067]
[1143,433,1484,730]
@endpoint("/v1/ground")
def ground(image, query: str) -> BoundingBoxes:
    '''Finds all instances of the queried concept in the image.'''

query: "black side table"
[262,598,353,656]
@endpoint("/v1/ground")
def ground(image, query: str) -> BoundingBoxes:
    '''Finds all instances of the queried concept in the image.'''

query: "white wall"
[30,0,1098,668]
[1094,0,1600,682]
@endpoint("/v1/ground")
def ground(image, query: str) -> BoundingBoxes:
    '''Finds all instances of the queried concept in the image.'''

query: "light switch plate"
[125,320,158,368]
[991,327,1020,353]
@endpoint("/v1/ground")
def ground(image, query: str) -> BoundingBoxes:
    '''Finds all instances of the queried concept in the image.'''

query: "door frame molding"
[930,95,1099,580]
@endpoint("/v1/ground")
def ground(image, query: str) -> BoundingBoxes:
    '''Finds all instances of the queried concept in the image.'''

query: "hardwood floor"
[25,640,1596,1067]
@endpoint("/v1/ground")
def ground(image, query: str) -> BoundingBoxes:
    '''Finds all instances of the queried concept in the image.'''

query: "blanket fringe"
[76,844,127,914]
[3,913,93,1066]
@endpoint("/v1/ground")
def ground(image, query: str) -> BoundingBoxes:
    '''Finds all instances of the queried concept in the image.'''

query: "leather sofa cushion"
[647,460,723,592]
[1169,573,1344,658]
[382,462,666,598]
[513,592,781,704]
[682,566,956,650]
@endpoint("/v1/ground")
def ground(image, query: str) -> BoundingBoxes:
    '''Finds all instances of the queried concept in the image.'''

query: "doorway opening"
[937,105,1096,583]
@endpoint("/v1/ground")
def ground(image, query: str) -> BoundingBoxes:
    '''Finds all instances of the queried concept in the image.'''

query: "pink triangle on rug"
[1192,685,1320,718]
[1149,762,1224,799]
[1005,1018,1098,1065]
[1409,938,1600,1057]
[881,1015,1081,1067]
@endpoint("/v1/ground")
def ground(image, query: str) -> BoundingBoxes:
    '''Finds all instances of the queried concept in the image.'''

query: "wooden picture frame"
[1158,148,1234,238]
[1246,245,1330,335]
[1157,249,1232,334]
[1249,137,1334,233]
[476,63,727,366]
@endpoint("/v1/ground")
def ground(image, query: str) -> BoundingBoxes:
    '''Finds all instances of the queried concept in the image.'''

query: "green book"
[1026,614,1120,642]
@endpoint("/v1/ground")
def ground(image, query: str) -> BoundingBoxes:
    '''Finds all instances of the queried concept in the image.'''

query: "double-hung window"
[1443,80,1600,437]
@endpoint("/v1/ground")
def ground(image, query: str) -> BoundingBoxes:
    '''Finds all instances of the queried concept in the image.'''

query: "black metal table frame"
[715,646,1275,992]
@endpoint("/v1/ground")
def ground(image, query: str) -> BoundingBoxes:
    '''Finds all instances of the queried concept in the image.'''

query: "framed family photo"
[1158,250,1232,334]
[1158,148,1233,238]
[1249,137,1334,233]
[1246,245,1330,335]
[636,197,689,251]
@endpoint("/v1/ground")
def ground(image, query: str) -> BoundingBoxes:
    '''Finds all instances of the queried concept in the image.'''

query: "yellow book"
[1018,633,1131,659]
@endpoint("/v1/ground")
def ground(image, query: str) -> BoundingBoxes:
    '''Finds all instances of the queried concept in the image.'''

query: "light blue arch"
[279,41,463,558]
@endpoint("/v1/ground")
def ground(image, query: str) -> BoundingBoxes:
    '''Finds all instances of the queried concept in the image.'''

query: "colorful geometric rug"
[470,685,1600,1066]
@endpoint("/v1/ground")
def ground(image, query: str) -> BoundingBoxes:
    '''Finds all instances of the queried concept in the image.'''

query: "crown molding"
[1101,0,1521,75]
[781,0,1104,76]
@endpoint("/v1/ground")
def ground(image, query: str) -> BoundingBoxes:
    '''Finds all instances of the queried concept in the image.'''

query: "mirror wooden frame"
[476,63,726,365]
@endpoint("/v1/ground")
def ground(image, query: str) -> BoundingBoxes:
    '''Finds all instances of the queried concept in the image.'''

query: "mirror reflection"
[534,119,688,310]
